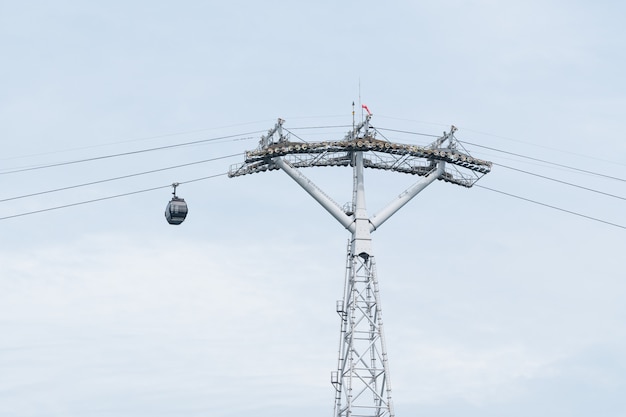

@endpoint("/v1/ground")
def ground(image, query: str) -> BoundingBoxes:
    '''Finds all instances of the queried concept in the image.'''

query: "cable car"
[165,183,188,225]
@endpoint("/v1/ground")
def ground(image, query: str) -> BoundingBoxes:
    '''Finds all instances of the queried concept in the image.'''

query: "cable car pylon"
[229,110,492,417]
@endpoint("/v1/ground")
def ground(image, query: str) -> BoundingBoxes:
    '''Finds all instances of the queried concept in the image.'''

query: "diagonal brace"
[274,157,356,233]
[369,163,445,232]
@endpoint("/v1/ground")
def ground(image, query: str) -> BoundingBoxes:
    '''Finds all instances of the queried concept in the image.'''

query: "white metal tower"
[229,112,491,417]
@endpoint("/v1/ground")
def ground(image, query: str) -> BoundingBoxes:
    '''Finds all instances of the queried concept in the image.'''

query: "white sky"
[1,1,625,416]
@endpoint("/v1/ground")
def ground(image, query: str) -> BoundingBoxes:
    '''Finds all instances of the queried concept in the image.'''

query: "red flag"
[361,104,372,115]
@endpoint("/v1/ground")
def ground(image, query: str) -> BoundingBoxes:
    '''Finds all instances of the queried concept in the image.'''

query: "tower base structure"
[333,244,394,417]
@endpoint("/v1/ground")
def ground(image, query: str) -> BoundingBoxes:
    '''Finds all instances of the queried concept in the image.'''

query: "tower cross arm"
[273,157,356,233]
[368,162,445,232]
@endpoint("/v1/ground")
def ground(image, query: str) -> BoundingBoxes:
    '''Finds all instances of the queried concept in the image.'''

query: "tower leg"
[333,244,394,417]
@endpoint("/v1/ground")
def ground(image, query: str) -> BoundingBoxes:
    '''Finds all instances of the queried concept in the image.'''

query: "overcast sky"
[1,1,625,416]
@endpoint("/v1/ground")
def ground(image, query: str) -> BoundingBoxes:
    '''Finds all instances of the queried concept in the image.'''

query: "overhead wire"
[0,119,279,162]
[282,128,308,144]
[287,125,351,130]
[374,127,440,138]
[462,141,626,183]
[0,132,260,175]
[367,121,626,181]
[456,138,626,229]
[373,128,392,143]
[3,171,623,231]
[494,163,626,201]
[0,153,241,203]
[476,185,626,230]
[1,122,623,230]
[367,125,626,229]
[376,114,626,168]
[0,173,227,221]
[367,126,626,190]
[458,127,626,168]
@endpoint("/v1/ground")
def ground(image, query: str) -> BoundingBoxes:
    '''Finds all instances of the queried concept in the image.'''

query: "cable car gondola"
[165,182,188,225]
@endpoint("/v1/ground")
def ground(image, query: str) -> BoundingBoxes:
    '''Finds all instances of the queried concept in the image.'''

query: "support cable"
[364,124,625,182]
[373,127,440,138]
[1,123,624,230]
[0,133,259,175]
[371,128,392,143]
[281,128,308,143]
[0,173,227,221]
[0,119,282,163]
[476,185,626,230]
[458,128,626,168]
[353,128,626,185]
[286,125,351,131]
[463,141,626,183]
[495,163,626,201]
[3,159,623,230]
[374,116,626,168]
[0,153,240,203]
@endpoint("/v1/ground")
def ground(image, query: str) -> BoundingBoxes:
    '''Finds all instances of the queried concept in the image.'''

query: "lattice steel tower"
[229,110,491,417]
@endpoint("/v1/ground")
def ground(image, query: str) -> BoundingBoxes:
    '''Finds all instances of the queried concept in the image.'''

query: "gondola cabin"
[165,196,188,225]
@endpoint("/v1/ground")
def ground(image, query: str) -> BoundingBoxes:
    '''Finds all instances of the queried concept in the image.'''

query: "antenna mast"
[229,111,491,416]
